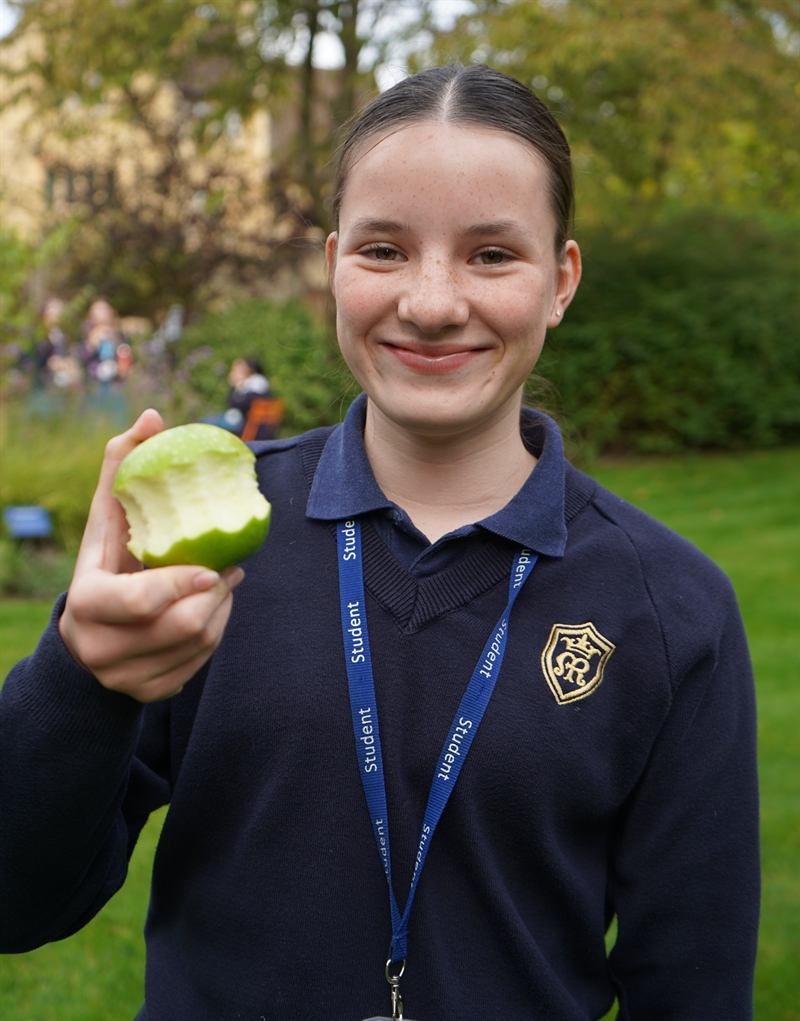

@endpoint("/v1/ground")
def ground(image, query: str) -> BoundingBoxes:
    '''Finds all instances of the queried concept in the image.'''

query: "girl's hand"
[58,409,244,703]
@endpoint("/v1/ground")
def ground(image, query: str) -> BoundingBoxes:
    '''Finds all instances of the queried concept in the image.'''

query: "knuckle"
[170,601,206,641]
[79,640,115,674]
[198,622,219,651]
[121,586,156,620]
[104,435,125,460]
[64,582,91,615]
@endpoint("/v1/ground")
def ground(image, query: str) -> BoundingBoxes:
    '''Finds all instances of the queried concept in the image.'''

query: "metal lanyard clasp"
[385,957,406,1020]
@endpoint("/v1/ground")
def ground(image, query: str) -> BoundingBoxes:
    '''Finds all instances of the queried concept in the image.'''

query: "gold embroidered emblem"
[541,622,615,704]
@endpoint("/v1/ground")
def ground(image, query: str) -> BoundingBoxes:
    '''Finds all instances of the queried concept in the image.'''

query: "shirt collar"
[306,392,568,558]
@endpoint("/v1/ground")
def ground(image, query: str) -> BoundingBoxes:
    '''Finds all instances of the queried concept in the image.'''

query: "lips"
[382,341,488,375]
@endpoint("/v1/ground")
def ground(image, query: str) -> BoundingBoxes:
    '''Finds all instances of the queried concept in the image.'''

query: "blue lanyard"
[337,518,537,970]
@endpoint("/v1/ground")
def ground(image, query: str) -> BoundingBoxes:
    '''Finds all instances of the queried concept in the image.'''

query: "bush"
[0,406,118,551]
[173,300,357,435]
[539,210,800,454]
[0,540,76,598]
[0,225,84,348]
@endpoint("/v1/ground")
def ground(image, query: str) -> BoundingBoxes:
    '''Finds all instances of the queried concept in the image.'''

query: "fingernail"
[193,569,220,590]
[225,566,245,588]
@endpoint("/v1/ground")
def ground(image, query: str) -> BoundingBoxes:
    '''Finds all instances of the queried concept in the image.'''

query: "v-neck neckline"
[359,518,515,634]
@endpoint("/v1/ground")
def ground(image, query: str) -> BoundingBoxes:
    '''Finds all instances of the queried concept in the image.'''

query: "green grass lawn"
[592,447,800,1021]
[0,600,54,678]
[1,446,798,1020]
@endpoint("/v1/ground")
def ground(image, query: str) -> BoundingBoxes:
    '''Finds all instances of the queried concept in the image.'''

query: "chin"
[370,387,511,438]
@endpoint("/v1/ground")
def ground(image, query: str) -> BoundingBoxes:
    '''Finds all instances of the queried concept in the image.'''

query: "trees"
[3,0,797,454]
[421,0,799,227]
[414,0,800,454]
[4,0,796,311]
[1,0,430,314]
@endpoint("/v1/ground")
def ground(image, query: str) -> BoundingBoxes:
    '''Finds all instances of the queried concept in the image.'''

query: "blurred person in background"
[33,298,69,386]
[80,299,128,384]
[202,356,278,438]
[223,356,272,435]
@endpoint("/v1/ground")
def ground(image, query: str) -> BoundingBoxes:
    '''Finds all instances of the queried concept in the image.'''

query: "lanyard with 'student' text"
[337,518,537,1020]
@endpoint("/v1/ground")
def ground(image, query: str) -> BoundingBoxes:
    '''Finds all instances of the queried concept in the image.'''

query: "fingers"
[56,410,250,704]
[76,409,165,576]
[71,564,240,625]
[103,408,165,474]
[59,565,245,701]
[93,592,237,703]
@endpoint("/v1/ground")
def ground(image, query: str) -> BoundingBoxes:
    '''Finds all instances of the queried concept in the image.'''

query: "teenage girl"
[1,65,759,1021]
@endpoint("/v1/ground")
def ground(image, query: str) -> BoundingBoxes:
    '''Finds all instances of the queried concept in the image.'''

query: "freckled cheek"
[478,289,544,347]
[334,269,396,337]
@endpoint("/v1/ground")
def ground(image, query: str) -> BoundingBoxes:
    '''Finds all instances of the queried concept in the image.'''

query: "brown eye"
[479,249,506,265]
[372,247,398,261]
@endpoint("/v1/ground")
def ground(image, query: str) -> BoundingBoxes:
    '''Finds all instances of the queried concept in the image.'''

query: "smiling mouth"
[382,341,489,375]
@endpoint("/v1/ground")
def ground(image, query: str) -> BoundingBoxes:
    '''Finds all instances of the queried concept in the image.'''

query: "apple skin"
[112,424,271,572]
[137,514,271,573]
[114,423,256,486]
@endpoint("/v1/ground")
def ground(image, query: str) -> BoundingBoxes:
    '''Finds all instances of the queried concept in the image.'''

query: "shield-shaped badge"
[541,622,615,705]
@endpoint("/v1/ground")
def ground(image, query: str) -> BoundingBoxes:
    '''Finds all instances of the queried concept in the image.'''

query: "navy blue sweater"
[0,405,759,1020]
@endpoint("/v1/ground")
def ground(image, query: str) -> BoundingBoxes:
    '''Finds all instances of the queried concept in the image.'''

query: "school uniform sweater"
[0,396,759,1020]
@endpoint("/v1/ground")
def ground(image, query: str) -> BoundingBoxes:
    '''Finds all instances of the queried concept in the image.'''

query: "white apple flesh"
[112,424,271,572]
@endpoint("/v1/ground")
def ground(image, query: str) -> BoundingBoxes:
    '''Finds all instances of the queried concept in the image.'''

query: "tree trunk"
[299,0,324,226]
[336,0,361,131]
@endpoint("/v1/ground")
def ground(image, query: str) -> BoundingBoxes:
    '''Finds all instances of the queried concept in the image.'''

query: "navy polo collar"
[306,392,568,558]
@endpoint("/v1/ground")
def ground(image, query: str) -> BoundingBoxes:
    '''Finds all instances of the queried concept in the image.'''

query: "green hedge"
[0,409,118,551]
[538,210,800,454]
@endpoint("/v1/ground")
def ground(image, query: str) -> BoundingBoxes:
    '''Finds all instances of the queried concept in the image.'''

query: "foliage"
[0,403,117,549]
[0,300,352,562]
[173,297,357,435]
[0,223,80,343]
[5,0,796,322]
[3,0,280,315]
[423,0,799,226]
[538,209,800,454]
[0,540,75,598]
[1,0,433,315]
[2,446,798,1018]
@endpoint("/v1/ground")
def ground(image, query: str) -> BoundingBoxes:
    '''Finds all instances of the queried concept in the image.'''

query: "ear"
[325,233,338,299]
[547,240,582,329]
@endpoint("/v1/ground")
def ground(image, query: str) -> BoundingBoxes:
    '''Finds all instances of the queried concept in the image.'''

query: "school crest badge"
[541,622,615,704]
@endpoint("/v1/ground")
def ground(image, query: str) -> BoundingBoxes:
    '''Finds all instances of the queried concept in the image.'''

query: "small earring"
[556,309,562,317]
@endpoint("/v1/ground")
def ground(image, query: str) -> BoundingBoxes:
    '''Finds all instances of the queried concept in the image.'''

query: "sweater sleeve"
[606,559,760,1020]
[0,597,172,952]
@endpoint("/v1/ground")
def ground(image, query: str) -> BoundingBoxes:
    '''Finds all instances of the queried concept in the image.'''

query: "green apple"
[112,424,271,572]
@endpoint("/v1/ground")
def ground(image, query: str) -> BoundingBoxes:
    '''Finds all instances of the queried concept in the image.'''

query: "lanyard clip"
[385,957,405,1020]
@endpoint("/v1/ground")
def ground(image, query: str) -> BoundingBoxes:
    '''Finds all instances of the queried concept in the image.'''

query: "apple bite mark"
[112,424,271,573]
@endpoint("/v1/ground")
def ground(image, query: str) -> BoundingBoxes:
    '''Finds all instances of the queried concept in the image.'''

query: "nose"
[396,256,470,334]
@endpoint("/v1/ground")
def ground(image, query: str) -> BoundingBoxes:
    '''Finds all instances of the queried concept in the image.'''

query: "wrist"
[57,601,93,676]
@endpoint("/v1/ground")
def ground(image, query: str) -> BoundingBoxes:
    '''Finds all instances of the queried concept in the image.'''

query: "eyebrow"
[464,221,528,241]
[347,217,530,244]
[349,218,411,235]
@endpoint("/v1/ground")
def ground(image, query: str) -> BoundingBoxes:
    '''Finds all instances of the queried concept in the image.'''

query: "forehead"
[339,120,554,229]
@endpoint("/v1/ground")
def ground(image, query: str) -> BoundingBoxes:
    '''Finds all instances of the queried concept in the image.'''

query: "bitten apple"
[112,423,271,572]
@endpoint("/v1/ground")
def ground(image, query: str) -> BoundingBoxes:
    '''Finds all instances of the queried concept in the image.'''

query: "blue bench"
[3,506,53,539]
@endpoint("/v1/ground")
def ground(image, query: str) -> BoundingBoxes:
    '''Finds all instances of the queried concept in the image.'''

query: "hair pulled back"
[332,63,574,252]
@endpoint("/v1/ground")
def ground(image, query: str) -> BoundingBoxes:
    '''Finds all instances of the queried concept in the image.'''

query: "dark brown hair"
[332,63,574,252]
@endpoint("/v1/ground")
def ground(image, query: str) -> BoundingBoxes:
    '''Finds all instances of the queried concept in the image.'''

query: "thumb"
[76,409,165,576]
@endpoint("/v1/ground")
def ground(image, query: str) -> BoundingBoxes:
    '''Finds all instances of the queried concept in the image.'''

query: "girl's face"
[327,121,581,440]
